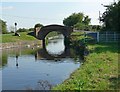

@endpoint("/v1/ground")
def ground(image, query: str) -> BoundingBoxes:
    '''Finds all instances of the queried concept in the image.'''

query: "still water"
[1,35,83,90]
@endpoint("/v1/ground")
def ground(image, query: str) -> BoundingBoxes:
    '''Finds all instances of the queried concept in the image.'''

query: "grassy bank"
[1,32,38,43]
[53,32,119,90]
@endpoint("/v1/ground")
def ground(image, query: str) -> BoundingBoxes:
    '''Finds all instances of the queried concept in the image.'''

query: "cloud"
[0,6,14,10]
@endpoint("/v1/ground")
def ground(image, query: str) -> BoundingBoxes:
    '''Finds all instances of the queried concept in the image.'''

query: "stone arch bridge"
[35,24,73,48]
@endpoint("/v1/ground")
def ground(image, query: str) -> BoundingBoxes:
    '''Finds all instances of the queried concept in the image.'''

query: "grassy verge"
[53,32,119,90]
[1,32,38,43]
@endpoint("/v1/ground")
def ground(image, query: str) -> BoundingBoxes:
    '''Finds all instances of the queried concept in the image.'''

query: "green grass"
[53,42,119,90]
[1,32,38,43]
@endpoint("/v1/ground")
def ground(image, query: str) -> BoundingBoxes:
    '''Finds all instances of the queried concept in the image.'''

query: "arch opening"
[45,31,65,56]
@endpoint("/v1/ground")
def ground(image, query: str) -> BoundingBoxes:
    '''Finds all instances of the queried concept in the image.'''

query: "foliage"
[90,25,102,32]
[16,28,34,32]
[101,1,120,32]
[70,31,96,44]
[53,43,119,90]
[0,19,8,34]
[74,23,91,31]
[83,15,91,25]
[34,23,43,29]
[63,13,84,27]
[16,28,29,32]
[63,13,91,30]
[28,28,34,31]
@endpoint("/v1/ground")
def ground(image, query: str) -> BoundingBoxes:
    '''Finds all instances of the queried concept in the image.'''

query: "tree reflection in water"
[26,80,52,90]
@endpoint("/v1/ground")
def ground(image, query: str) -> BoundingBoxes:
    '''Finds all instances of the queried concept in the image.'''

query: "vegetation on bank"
[1,32,38,43]
[52,31,119,90]
[53,42,119,90]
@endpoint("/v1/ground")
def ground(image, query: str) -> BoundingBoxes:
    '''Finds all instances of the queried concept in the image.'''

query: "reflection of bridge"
[35,46,71,60]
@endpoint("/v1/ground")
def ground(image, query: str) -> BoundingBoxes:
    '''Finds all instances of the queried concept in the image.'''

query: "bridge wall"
[36,24,73,40]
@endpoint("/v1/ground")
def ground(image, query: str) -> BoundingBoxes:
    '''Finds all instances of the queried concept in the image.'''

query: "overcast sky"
[0,0,115,30]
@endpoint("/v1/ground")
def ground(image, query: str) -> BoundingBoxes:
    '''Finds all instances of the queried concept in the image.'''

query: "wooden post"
[106,32,107,42]
[114,32,116,42]
[97,32,99,42]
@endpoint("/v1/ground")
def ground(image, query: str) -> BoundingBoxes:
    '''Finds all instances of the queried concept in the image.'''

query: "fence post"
[106,32,107,42]
[114,32,116,42]
[97,32,99,42]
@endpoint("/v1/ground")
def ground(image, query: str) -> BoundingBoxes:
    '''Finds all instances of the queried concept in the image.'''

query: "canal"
[1,35,83,90]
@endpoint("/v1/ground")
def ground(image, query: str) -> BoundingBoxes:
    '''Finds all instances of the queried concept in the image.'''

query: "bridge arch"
[36,24,73,48]
[37,24,73,40]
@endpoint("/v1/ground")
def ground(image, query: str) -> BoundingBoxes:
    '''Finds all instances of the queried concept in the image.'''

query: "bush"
[16,28,29,32]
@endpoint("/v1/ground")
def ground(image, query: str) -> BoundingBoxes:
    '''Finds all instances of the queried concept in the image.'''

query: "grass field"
[53,36,119,90]
[1,32,38,43]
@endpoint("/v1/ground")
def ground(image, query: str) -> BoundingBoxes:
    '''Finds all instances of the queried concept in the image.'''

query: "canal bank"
[0,40,42,50]
[53,42,119,90]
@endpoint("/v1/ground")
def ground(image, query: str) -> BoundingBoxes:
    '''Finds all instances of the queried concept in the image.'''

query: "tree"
[83,15,91,25]
[28,28,34,31]
[34,23,43,29]
[63,13,91,30]
[0,19,7,34]
[101,1,120,32]
[16,28,29,32]
[63,13,84,27]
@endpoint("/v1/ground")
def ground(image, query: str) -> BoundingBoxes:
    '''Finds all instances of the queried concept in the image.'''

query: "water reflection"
[36,46,70,60]
[1,35,84,90]
[46,35,65,56]
[15,54,19,68]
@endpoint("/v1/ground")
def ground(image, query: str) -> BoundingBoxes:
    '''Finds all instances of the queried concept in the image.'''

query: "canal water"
[1,35,83,90]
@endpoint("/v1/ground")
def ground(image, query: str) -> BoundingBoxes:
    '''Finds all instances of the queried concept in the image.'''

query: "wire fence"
[85,31,120,43]
[99,32,120,42]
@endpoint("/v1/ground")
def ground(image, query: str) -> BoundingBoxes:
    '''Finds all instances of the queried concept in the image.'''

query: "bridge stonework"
[36,24,73,40]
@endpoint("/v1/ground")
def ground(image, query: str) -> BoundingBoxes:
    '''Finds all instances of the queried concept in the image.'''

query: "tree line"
[100,0,120,32]
[63,12,101,31]
[1,0,119,34]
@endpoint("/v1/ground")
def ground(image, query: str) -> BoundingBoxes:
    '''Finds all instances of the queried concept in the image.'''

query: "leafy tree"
[83,15,91,25]
[34,23,43,29]
[28,28,34,31]
[63,13,84,27]
[0,19,7,34]
[16,28,29,32]
[63,13,91,30]
[91,25,101,31]
[101,1,120,32]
